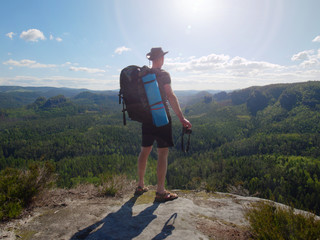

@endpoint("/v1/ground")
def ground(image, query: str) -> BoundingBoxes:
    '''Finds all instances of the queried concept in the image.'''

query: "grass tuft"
[99,173,132,197]
[246,201,320,240]
[0,162,56,221]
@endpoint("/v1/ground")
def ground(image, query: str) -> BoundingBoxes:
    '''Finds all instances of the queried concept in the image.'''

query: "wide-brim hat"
[146,47,168,61]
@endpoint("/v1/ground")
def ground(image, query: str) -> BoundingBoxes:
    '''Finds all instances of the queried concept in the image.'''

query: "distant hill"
[0,86,218,109]
[2,81,320,112]
[0,86,89,97]
[215,81,320,115]
[0,86,112,109]
[72,91,119,111]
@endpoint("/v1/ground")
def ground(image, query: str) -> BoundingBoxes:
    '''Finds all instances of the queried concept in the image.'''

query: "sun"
[172,0,223,23]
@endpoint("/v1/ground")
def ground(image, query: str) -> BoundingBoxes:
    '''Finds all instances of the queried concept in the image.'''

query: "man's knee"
[157,147,169,157]
[140,146,153,156]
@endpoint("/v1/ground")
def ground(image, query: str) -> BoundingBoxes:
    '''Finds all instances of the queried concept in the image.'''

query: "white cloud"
[165,54,281,76]
[69,66,106,74]
[300,58,320,68]
[162,51,320,90]
[312,35,320,43]
[228,56,281,70]
[291,49,320,68]
[2,49,320,91]
[166,53,230,72]
[50,34,63,42]
[114,46,131,55]
[226,56,283,77]
[20,29,46,42]
[291,50,314,61]
[3,59,56,68]
[5,32,15,39]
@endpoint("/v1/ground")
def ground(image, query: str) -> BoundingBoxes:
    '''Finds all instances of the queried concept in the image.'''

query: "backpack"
[119,65,152,125]
[119,65,169,127]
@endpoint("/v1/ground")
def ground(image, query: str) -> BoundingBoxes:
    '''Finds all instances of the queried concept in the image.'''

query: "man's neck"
[152,64,162,69]
[151,57,164,69]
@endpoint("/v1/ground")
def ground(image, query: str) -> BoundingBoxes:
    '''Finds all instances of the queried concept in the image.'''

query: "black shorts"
[141,121,174,148]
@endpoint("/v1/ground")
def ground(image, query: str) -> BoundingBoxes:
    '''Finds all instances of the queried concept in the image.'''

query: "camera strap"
[181,127,192,153]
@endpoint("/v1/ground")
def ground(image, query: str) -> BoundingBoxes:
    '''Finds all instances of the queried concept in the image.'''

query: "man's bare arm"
[164,84,192,129]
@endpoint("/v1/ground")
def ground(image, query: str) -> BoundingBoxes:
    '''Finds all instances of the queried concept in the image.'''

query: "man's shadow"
[70,195,161,240]
[152,213,177,240]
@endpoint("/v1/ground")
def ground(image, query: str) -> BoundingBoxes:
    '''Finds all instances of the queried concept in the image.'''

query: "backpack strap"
[122,101,126,125]
[119,90,126,125]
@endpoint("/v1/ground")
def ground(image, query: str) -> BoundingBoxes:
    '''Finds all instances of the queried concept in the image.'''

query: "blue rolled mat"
[142,73,169,127]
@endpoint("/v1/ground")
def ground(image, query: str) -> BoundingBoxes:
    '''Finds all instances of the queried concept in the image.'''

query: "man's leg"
[156,147,169,194]
[138,146,152,188]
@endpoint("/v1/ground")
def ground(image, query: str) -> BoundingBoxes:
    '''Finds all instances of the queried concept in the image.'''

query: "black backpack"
[119,65,152,125]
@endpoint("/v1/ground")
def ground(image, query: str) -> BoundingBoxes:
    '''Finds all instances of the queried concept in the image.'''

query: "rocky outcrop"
[0,187,317,240]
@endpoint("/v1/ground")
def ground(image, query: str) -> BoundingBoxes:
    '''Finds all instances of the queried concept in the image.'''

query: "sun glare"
[172,0,223,23]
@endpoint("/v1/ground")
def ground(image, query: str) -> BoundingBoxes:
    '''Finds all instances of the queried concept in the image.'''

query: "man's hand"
[181,118,192,129]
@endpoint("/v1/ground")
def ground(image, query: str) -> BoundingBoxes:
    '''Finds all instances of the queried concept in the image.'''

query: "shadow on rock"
[152,213,177,240]
[70,196,160,240]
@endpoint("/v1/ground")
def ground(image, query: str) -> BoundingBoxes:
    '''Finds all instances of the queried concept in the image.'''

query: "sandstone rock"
[1,189,318,240]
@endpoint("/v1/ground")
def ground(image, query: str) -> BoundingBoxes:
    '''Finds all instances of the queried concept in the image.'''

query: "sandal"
[155,191,178,202]
[134,186,149,196]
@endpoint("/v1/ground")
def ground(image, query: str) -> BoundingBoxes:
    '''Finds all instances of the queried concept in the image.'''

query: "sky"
[1,0,320,91]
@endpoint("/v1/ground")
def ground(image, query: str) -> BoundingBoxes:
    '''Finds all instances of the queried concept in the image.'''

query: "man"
[135,47,192,202]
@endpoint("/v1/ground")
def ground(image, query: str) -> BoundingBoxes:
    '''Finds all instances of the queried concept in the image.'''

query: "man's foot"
[134,186,149,196]
[155,191,178,202]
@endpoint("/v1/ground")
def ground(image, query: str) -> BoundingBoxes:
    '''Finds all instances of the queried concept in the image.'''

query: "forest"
[1,81,320,217]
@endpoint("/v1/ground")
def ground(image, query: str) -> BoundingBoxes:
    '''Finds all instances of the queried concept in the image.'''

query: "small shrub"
[205,183,216,193]
[246,201,320,240]
[0,162,56,221]
[99,173,130,197]
[186,177,203,190]
[104,184,118,197]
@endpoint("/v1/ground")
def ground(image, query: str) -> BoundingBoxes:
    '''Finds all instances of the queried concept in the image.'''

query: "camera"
[183,127,192,134]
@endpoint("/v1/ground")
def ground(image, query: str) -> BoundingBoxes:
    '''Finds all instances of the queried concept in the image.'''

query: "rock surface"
[1,188,317,240]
